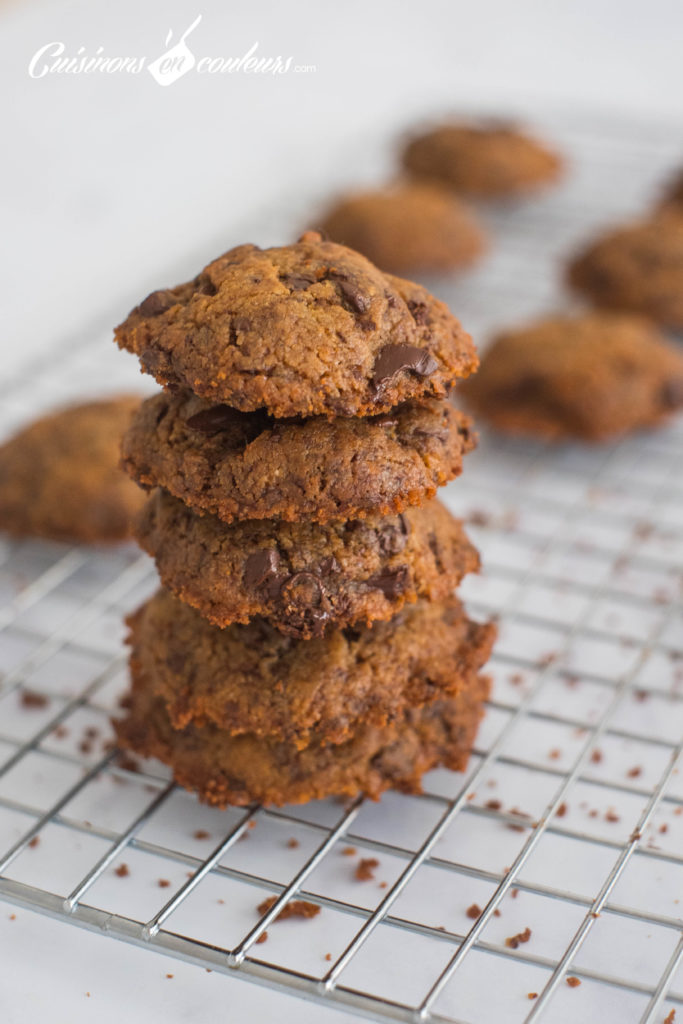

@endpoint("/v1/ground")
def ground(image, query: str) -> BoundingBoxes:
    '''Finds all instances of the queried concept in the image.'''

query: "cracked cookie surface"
[114,232,478,418]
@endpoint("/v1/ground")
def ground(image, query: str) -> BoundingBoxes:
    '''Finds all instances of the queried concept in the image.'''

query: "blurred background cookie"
[401,120,563,199]
[315,184,486,275]
[461,312,683,441]
[657,167,683,213]
[0,396,145,543]
[567,214,683,328]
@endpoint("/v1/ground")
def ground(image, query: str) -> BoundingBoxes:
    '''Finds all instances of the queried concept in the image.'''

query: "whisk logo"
[27,15,315,84]
[147,15,201,87]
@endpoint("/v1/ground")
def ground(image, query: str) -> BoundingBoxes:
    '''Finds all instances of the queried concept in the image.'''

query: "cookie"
[462,312,683,441]
[0,396,146,544]
[567,215,683,328]
[401,120,563,198]
[114,232,478,418]
[115,662,490,806]
[316,184,486,275]
[125,587,496,749]
[121,389,476,524]
[135,490,479,636]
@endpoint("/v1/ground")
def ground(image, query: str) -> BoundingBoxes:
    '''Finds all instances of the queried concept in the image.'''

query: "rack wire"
[0,112,682,1023]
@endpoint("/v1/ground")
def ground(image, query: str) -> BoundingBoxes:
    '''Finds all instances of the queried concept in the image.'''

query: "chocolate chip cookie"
[116,657,490,806]
[114,232,478,418]
[135,490,479,636]
[121,389,476,524]
[567,215,683,328]
[401,120,563,198]
[316,184,487,275]
[124,587,495,750]
[462,312,683,441]
[0,396,146,543]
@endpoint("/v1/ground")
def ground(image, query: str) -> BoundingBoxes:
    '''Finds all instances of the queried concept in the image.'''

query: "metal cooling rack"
[0,112,682,1024]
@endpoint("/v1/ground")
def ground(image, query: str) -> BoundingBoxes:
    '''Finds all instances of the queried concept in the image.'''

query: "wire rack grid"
[0,112,682,1024]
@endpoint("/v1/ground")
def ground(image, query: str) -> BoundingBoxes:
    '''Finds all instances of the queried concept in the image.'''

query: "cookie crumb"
[465,903,481,920]
[193,829,211,840]
[664,1010,675,1024]
[590,749,603,764]
[355,857,380,881]
[505,926,531,949]
[28,836,40,849]
[255,931,268,945]
[341,846,357,856]
[324,953,332,962]
[286,838,300,849]
[627,766,642,778]
[566,976,581,988]
[528,993,538,1000]
[555,802,568,818]
[114,863,129,878]
[158,879,171,888]
[20,690,48,709]
[256,896,320,922]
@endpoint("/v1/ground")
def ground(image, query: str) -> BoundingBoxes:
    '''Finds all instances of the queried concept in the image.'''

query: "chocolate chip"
[281,272,317,292]
[244,549,281,589]
[367,566,409,599]
[279,572,332,637]
[186,405,241,434]
[406,300,431,326]
[377,519,409,556]
[319,556,341,575]
[372,345,438,387]
[328,270,371,314]
[192,274,218,297]
[138,289,179,317]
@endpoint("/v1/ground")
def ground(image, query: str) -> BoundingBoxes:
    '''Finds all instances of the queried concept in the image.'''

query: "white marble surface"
[2,3,683,1023]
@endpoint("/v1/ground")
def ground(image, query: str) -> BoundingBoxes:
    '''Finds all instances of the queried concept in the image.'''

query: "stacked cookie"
[113,231,495,807]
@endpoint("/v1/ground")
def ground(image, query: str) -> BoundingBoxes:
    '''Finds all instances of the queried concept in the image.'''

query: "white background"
[2,1,683,1021]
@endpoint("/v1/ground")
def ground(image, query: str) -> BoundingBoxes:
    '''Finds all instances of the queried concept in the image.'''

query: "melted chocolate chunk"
[138,289,179,317]
[367,566,409,599]
[186,405,242,434]
[281,272,317,292]
[327,270,371,314]
[406,300,431,326]
[244,549,281,589]
[372,345,438,387]
[377,517,410,556]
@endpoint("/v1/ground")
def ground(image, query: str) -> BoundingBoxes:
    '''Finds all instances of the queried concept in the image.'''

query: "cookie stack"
[113,232,495,807]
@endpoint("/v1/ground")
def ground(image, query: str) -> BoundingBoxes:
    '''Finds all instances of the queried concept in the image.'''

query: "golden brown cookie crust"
[0,396,145,544]
[317,184,486,275]
[462,312,683,441]
[124,588,496,750]
[121,389,476,524]
[115,662,491,807]
[567,215,683,328]
[114,233,478,418]
[135,491,480,636]
[402,121,563,198]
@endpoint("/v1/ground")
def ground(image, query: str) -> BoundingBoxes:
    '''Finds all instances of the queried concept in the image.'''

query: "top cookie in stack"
[113,232,495,807]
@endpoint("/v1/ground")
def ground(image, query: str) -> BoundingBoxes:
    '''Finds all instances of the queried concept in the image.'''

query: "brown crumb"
[635,689,649,702]
[465,903,482,920]
[528,992,538,1000]
[193,829,211,840]
[605,809,620,823]
[53,724,69,739]
[165,974,173,979]
[286,838,300,849]
[548,749,561,760]
[485,799,502,811]
[493,909,501,917]
[158,879,171,888]
[85,992,90,998]
[9,914,16,921]
[114,863,129,878]
[78,740,93,755]
[566,976,581,988]
[341,846,357,856]
[256,896,320,922]
[27,836,40,849]
[505,926,531,949]
[627,766,642,778]
[511,888,519,899]
[20,690,48,709]
[590,749,603,764]
[509,673,524,687]
[664,1010,675,1024]
[659,823,669,834]
[379,881,388,889]
[556,803,568,818]
[355,857,380,881]
[116,754,140,773]
[255,931,268,945]
[324,953,332,962]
